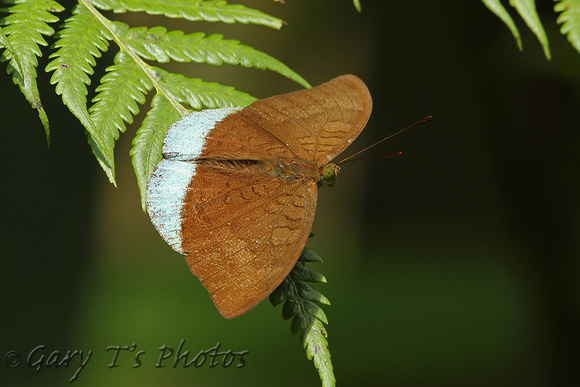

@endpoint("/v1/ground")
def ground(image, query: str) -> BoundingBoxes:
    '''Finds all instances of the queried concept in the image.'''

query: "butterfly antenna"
[337,152,403,165]
[337,115,432,165]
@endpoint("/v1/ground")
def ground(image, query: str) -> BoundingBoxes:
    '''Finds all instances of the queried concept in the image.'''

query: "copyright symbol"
[5,351,21,367]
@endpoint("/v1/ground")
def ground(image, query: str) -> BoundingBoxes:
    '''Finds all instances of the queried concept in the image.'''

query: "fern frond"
[0,0,63,143]
[46,4,115,181]
[112,23,310,88]
[555,0,580,54]
[131,95,182,209]
[4,1,308,195]
[151,66,257,110]
[89,51,152,180]
[270,247,335,387]
[481,0,523,50]
[87,0,283,29]
[510,0,551,59]
[46,1,303,186]
[302,319,334,387]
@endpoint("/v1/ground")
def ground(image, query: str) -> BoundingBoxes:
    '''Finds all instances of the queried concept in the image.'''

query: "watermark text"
[4,340,248,383]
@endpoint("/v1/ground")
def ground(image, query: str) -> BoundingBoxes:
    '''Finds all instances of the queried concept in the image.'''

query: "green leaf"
[89,51,153,181]
[295,282,331,305]
[0,0,63,143]
[0,25,24,86]
[353,0,362,13]
[303,300,328,325]
[87,0,284,29]
[289,300,328,332]
[270,257,334,386]
[555,0,580,54]
[269,277,292,307]
[300,247,323,263]
[151,66,257,110]
[290,262,327,283]
[302,319,335,387]
[290,306,312,334]
[131,95,181,210]
[480,0,522,50]
[510,0,551,59]
[113,23,310,88]
[46,4,115,182]
[283,297,303,322]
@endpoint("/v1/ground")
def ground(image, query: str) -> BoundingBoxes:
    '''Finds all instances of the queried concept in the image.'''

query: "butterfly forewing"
[200,75,372,164]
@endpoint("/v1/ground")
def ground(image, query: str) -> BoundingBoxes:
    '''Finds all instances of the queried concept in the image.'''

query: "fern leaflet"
[131,95,182,207]
[46,4,114,179]
[480,0,523,50]
[555,0,580,54]
[270,247,335,387]
[509,0,551,59]
[112,23,309,88]
[0,0,63,143]
[87,0,284,28]
[89,51,152,182]
[0,25,23,83]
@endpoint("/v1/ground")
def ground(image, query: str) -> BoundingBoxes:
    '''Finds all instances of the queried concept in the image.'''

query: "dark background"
[2,1,579,385]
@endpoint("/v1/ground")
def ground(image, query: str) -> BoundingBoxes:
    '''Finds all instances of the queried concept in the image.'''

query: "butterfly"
[146,75,372,318]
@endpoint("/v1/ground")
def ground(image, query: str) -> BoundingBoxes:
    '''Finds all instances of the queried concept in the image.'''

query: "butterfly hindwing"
[180,164,317,318]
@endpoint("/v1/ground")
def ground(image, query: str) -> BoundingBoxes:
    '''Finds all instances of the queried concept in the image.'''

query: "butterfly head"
[321,163,341,187]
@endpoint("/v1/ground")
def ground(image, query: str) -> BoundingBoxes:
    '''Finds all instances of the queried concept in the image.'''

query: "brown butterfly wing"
[176,75,372,318]
[180,165,317,318]
[200,74,373,164]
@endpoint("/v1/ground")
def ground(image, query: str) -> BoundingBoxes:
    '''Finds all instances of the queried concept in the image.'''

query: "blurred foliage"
[482,0,580,58]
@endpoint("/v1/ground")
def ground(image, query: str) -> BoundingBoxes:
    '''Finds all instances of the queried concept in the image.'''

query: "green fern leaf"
[113,23,310,88]
[480,0,523,50]
[302,319,335,387]
[295,282,331,305]
[510,0,551,59]
[555,0,580,54]
[46,4,115,182]
[131,95,182,209]
[289,300,328,334]
[290,262,327,283]
[88,0,283,29]
[0,25,24,86]
[0,0,63,143]
[270,247,335,387]
[300,246,323,263]
[151,66,257,109]
[89,51,153,180]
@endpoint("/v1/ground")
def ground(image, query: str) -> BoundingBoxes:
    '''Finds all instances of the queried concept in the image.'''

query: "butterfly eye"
[322,163,340,186]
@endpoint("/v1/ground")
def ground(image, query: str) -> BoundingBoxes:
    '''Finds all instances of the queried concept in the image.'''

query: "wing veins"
[187,170,304,238]
[206,182,310,292]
